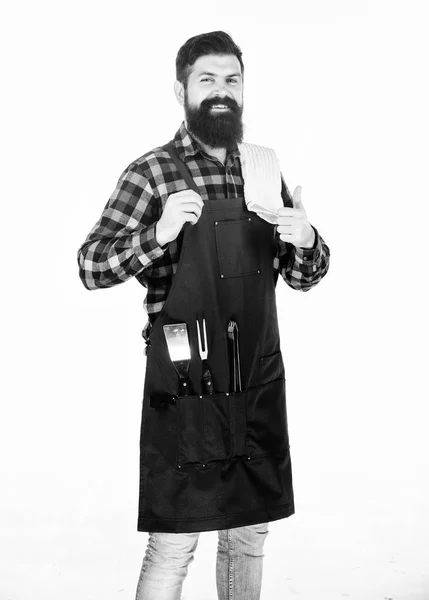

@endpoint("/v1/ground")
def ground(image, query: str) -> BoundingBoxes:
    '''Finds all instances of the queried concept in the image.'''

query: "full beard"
[184,92,244,150]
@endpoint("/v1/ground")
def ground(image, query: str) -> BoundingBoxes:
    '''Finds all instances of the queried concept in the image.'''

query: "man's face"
[177,54,244,150]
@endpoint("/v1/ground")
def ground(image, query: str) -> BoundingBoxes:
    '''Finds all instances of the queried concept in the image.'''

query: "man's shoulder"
[122,144,173,179]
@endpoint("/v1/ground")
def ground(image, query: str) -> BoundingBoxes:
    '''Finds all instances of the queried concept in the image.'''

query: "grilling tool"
[163,323,192,396]
[227,320,242,392]
[196,318,214,395]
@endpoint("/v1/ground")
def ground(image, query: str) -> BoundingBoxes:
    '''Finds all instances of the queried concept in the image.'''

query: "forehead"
[189,54,242,78]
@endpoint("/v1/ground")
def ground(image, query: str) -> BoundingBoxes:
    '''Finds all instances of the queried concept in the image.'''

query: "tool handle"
[234,330,242,392]
[227,321,237,392]
[179,377,191,397]
[202,363,214,395]
[227,320,242,392]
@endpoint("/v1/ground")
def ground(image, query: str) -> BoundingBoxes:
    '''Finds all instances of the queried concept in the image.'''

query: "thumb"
[292,185,304,209]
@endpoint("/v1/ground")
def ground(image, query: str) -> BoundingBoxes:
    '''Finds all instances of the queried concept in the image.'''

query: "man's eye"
[228,79,238,84]
[201,78,214,83]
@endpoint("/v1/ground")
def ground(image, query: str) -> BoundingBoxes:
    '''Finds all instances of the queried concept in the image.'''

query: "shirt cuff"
[294,226,321,263]
[132,223,166,267]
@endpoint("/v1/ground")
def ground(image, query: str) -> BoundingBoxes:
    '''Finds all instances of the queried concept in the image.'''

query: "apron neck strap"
[165,141,201,195]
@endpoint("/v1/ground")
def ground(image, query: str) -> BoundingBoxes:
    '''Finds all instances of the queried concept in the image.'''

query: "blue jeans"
[135,522,269,600]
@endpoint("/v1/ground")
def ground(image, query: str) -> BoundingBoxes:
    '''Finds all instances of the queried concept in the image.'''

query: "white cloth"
[238,142,284,224]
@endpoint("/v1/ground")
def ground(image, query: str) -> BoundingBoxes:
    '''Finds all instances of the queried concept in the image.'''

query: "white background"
[1,0,428,599]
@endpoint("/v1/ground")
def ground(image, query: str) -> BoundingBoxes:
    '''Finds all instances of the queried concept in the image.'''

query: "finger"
[277,216,304,231]
[180,202,203,218]
[183,212,199,225]
[292,185,303,209]
[277,207,304,218]
[277,225,294,235]
[277,216,295,229]
[279,232,299,245]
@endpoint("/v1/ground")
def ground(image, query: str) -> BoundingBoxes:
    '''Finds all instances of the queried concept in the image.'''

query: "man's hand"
[277,186,315,248]
[156,190,204,246]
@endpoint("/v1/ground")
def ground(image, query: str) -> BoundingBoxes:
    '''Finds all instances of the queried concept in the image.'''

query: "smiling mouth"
[210,105,230,111]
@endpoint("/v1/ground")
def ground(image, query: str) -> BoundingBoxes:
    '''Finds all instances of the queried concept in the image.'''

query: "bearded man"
[78,30,330,600]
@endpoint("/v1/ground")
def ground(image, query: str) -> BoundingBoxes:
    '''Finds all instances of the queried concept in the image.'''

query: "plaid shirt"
[78,123,330,338]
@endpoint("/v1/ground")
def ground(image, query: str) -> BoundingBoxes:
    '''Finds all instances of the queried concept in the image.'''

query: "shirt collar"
[173,121,241,167]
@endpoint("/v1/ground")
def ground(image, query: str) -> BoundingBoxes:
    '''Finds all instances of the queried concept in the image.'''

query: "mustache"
[200,96,241,112]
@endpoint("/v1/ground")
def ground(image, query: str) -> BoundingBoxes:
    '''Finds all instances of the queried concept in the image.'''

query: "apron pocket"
[201,394,231,462]
[177,395,202,464]
[214,218,261,278]
[176,392,248,465]
[259,351,285,386]
[246,378,289,456]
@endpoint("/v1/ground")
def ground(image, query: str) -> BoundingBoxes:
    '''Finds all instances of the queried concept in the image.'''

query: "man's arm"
[275,176,330,291]
[77,165,166,290]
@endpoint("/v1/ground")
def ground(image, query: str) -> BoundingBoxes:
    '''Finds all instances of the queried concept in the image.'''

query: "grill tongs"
[227,320,242,393]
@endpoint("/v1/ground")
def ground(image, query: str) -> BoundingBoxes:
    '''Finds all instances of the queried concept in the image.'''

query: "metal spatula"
[163,323,192,396]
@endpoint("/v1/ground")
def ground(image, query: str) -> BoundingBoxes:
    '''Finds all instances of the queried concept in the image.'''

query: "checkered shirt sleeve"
[276,177,330,291]
[77,163,165,290]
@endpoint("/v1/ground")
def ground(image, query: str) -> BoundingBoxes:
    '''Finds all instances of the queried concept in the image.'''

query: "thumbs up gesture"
[277,186,315,248]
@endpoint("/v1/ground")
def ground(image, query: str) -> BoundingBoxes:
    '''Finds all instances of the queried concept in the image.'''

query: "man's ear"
[174,80,185,106]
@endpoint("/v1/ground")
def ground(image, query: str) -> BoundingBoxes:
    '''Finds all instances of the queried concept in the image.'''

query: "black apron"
[137,142,294,533]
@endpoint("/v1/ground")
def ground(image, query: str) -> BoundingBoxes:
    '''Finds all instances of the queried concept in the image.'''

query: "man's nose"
[212,91,232,101]
[212,82,231,98]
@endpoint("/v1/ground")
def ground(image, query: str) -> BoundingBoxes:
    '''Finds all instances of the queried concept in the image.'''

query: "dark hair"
[176,31,244,86]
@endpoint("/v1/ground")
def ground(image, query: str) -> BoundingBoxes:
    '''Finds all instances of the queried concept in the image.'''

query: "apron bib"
[137,142,294,533]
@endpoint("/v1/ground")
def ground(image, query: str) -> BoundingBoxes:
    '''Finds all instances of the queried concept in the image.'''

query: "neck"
[198,141,227,165]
